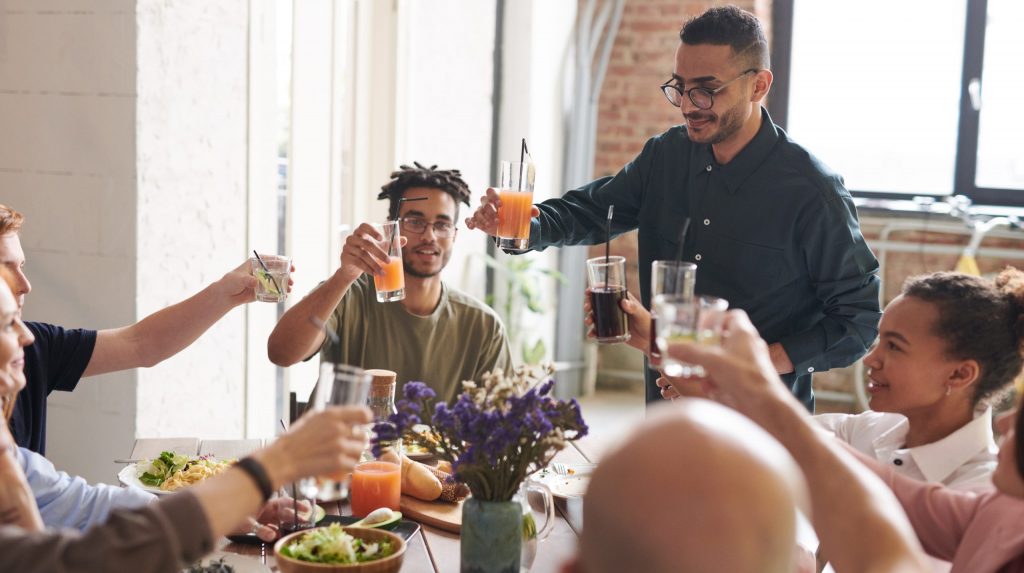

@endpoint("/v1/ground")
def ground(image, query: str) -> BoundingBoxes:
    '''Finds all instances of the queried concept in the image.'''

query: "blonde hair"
[0,204,24,236]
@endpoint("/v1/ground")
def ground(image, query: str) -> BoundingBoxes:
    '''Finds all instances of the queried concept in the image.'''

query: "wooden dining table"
[125,437,593,572]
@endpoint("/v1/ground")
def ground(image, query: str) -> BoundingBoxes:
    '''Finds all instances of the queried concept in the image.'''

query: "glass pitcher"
[518,479,555,572]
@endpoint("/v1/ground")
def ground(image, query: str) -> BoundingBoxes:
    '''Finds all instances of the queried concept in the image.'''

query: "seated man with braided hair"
[269,163,511,401]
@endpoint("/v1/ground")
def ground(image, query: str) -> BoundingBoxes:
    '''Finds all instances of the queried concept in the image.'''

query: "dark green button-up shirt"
[527,108,881,410]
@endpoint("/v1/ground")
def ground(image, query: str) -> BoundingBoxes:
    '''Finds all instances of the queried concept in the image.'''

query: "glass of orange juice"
[372,220,405,302]
[350,444,402,518]
[497,160,535,252]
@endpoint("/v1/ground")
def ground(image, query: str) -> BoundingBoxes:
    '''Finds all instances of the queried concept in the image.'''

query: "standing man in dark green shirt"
[465,5,880,411]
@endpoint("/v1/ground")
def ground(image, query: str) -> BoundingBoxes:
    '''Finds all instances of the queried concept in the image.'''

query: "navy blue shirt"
[9,322,97,454]
[526,108,881,410]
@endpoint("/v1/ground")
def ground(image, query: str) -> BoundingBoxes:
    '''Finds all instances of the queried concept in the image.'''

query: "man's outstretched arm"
[83,260,261,377]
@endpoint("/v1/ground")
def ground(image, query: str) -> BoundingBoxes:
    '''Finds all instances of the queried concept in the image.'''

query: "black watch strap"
[236,457,274,502]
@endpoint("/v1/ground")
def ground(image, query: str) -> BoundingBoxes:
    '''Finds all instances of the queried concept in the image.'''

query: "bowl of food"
[274,523,406,573]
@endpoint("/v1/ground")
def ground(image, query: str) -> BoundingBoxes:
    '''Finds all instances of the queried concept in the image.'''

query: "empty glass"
[300,363,373,502]
[655,295,728,378]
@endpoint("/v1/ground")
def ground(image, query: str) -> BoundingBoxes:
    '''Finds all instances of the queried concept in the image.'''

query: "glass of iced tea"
[655,295,728,377]
[586,255,630,344]
[496,160,535,252]
[249,254,291,303]
[372,220,405,302]
[649,261,697,363]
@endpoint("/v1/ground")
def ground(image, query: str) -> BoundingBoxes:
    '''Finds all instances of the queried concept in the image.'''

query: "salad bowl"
[273,525,406,573]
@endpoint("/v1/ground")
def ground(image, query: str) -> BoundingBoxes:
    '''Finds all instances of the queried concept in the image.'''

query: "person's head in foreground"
[564,400,809,573]
[668,5,772,147]
[377,163,472,280]
[864,269,1024,423]
[0,205,31,314]
[0,266,34,419]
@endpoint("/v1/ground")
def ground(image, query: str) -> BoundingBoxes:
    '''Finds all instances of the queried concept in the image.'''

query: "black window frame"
[768,0,1023,207]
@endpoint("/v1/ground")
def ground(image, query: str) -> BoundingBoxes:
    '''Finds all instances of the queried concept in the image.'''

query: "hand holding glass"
[587,256,630,344]
[655,295,728,377]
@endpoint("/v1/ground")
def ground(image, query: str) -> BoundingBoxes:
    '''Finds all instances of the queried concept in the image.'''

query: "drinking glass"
[349,442,402,518]
[249,254,291,303]
[649,261,697,362]
[586,256,630,344]
[655,295,728,377]
[372,220,405,302]
[497,160,536,251]
[302,363,373,502]
[276,486,317,536]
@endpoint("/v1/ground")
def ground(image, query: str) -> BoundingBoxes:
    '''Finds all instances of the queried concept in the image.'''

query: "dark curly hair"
[377,162,472,220]
[679,5,770,71]
[901,268,1024,410]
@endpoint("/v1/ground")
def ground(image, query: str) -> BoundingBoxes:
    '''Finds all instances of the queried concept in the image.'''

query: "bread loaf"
[400,455,442,501]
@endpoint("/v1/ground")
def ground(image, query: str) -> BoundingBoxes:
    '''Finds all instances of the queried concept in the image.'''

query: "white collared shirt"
[815,408,998,492]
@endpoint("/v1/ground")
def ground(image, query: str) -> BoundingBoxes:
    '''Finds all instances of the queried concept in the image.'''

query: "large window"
[772,0,1024,206]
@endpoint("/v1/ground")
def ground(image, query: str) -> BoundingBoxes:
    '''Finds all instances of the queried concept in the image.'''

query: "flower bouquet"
[372,364,589,502]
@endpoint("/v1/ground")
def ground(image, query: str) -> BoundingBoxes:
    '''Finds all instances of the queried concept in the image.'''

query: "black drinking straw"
[605,205,615,287]
[674,218,691,263]
[278,419,297,531]
[518,138,530,190]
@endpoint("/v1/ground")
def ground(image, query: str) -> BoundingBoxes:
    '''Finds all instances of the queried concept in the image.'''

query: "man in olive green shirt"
[268,163,511,401]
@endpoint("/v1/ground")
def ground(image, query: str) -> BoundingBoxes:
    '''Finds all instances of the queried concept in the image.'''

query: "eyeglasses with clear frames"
[660,69,758,110]
[399,217,455,238]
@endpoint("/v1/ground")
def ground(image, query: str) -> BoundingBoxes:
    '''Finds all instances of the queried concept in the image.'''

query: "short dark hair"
[901,269,1024,409]
[377,162,472,220]
[679,5,769,71]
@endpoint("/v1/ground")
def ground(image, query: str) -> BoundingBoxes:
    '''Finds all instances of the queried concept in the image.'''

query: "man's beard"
[402,246,451,279]
[686,103,746,145]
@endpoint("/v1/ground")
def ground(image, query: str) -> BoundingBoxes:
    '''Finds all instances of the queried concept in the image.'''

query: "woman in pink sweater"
[664,289,1024,573]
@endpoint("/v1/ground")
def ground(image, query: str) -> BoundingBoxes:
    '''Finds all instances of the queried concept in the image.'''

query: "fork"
[549,462,597,477]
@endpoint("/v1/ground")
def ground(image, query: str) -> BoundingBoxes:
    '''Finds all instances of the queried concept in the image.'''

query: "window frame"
[769,0,1023,207]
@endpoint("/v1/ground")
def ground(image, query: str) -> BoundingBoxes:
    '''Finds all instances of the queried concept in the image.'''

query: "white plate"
[117,460,234,496]
[118,464,174,496]
[530,466,591,499]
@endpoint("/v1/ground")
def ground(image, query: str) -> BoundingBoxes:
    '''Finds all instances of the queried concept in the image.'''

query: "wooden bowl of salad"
[274,523,406,573]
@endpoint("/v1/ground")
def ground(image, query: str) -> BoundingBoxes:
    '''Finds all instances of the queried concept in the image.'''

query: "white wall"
[0,1,139,484]
[133,1,251,440]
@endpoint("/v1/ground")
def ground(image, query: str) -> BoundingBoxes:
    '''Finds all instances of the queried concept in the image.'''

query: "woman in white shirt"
[815,269,1024,491]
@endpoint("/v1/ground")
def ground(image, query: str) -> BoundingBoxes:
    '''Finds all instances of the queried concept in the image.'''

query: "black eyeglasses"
[660,69,758,110]
[399,217,455,238]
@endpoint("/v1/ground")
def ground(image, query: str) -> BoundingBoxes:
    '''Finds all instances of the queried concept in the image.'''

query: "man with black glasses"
[466,5,880,411]
[269,163,511,401]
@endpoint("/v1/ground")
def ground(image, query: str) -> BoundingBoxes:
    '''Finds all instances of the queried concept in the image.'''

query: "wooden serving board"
[400,495,463,533]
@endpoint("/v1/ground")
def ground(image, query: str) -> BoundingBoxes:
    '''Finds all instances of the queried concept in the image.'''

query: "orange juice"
[497,189,533,239]
[350,460,401,517]
[373,256,404,293]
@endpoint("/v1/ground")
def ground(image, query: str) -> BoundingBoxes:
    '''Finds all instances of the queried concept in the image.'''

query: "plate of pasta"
[119,451,236,495]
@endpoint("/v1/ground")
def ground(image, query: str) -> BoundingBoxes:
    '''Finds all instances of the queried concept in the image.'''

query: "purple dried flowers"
[371,364,588,501]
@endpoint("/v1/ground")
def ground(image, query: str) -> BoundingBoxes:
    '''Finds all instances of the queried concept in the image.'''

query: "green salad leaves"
[280,523,394,564]
[139,451,190,487]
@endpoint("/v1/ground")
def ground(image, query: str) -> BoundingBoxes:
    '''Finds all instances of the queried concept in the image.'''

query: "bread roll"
[401,455,442,501]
